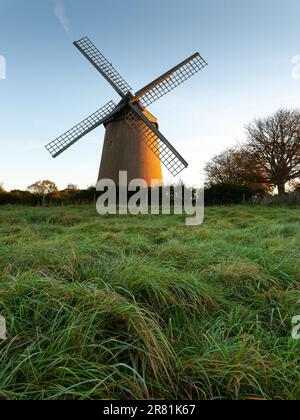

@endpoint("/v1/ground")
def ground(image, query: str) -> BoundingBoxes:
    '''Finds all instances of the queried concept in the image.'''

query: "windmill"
[45,37,207,186]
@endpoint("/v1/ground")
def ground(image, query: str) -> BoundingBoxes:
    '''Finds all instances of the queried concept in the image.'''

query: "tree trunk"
[277,182,286,196]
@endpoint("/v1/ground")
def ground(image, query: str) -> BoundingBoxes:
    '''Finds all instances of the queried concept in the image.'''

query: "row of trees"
[205,109,300,195]
[0,181,257,207]
[0,182,100,206]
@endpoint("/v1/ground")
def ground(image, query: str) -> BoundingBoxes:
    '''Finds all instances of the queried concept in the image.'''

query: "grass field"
[0,204,300,400]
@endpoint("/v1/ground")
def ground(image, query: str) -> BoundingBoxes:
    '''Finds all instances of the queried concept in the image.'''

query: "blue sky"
[1,0,300,190]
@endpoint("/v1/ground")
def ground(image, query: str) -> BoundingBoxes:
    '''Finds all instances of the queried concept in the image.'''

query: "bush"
[204,183,262,205]
[255,190,300,205]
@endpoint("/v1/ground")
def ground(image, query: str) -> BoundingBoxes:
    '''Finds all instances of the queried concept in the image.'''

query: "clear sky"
[1,0,300,190]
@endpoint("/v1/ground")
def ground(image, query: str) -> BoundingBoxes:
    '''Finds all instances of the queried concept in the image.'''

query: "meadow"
[0,204,300,400]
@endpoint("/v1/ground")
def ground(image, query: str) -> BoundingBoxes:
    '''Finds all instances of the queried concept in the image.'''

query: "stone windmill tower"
[46,37,207,186]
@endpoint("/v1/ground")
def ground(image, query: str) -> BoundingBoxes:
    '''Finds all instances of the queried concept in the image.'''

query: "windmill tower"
[45,37,207,186]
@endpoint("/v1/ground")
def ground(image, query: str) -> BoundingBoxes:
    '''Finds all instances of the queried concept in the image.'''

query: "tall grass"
[0,205,300,399]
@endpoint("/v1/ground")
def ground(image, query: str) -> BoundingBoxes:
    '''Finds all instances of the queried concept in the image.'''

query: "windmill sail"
[125,103,188,176]
[74,37,132,98]
[46,101,117,158]
[133,53,207,108]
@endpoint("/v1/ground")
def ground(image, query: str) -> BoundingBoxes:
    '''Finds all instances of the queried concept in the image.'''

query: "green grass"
[0,204,300,400]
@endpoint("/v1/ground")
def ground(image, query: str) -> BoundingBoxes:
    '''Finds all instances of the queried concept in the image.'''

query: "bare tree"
[28,180,58,195]
[28,180,58,205]
[205,147,269,190]
[246,109,300,195]
[65,184,79,192]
